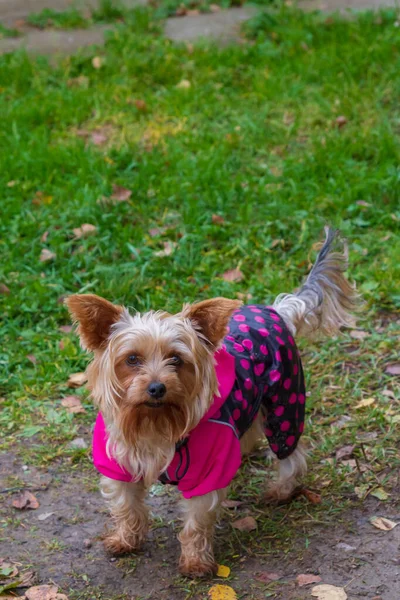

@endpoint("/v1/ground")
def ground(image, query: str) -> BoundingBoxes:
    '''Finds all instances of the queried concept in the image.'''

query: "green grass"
[0,0,399,555]
[0,23,21,38]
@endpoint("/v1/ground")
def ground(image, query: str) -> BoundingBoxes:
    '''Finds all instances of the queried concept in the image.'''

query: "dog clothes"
[93,305,306,498]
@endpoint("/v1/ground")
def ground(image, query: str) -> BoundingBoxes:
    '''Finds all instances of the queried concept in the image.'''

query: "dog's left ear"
[65,294,123,351]
[182,297,242,347]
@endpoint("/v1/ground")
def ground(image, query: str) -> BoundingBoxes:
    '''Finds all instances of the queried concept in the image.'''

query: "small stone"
[68,437,88,450]
[110,557,117,562]
[22,465,29,471]
[83,538,92,548]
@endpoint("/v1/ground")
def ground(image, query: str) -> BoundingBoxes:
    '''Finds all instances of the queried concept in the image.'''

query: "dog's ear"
[65,294,123,351]
[182,297,242,347]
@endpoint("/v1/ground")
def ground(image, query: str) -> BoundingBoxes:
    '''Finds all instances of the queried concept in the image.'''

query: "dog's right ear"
[65,294,123,351]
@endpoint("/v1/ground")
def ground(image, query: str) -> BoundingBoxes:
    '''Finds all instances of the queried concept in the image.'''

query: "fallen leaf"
[66,372,87,388]
[311,584,347,600]
[0,283,10,295]
[12,491,39,510]
[6,180,17,187]
[370,516,398,531]
[155,241,177,257]
[61,396,86,413]
[208,584,237,600]
[59,325,73,334]
[349,330,369,340]
[370,488,389,501]
[354,484,369,499]
[222,268,244,283]
[210,3,221,11]
[0,562,19,578]
[331,415,352,429]
[39,249,56,262]
[335,445,355,461]
[357,431,378,441]
[222,499,242,508]
[67,75,89,88]
[40,231,49,243]
[175,6,187,15]
[336,542,357,552]
[356,200,371,207]
[148,227,164,237]
[32,191,53,206]
[236,292,252,301]
[297,574,322,587]
[25,585,66,600]
[217,565,230,578]
[176,79,191,89]
[335,116,348,128]
[92,56,103,69]
[27,355,37,365]
[232,516,257,532]
[299,488,322,504]
[187,9,200,15]
[72,223,97,239]
[38,512,54,521]
[341,459,357,469]
[385,364,400,376]
[134,99,147,111]
[212,214,225,225]
[381,389,395,399]
[19,571,35,588]
[355,397,375,409]
[110,185,132,203]
[255,572,281,583]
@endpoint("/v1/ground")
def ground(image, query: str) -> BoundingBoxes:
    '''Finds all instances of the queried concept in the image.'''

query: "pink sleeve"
[92,413,133,482]
[176,422,242,499]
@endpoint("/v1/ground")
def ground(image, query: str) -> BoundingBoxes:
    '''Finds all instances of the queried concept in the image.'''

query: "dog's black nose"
[147,382,166,399]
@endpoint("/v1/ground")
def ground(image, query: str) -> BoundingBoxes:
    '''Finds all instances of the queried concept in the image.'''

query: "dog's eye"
[126,355,140,366]
[170,355,182,366]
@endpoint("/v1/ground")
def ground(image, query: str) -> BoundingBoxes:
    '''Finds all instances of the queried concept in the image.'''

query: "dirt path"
[1,446,399,599]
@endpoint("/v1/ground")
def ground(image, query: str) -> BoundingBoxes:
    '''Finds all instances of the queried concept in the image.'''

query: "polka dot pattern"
[218,304,306,459]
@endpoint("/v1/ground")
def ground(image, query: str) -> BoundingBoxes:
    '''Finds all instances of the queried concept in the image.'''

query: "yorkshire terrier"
[66,227,357,578]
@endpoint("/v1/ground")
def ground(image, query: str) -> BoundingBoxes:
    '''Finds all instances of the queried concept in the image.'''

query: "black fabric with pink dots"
[213,305,306,460]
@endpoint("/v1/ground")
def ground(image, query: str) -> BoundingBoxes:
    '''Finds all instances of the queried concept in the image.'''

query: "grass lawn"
[0,3,399,591]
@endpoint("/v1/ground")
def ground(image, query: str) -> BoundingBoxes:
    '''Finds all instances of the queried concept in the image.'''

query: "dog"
[66,227,358,578]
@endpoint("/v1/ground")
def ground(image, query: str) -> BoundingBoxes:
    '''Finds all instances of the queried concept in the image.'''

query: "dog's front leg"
[100,476,149,555]
[178,489,226,577]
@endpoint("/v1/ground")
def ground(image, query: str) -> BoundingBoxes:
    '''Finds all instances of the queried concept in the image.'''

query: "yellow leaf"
[311,584,347,600]
[208,584,237,600]
[355,397,375,409]
[369,516,398,531]
[370,488,389,501]
[217,565,230,578]
[92,56,103,69]
[176,79,191,89]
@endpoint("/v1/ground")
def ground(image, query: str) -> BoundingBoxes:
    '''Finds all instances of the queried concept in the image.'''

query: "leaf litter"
[12,491,39,510]
[61,396,86,414]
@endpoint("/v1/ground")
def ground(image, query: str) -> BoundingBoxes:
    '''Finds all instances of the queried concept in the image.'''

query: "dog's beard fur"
[67,297,241,487]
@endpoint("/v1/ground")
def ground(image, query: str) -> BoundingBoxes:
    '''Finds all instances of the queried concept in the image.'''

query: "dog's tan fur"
[66,228,358,577]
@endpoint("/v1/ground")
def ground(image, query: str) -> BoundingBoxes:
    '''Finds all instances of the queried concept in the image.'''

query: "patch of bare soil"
[1,449,400,600]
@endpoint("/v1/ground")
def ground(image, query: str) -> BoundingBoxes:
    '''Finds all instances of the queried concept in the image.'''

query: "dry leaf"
[32,191,53,205]
[6,180,17,187]
[222,268,244,283]
[208,584,237,600]
[0,283,10,295]
[0,561,19,578]
[385,364,400,376]
[66,372,87,388]
[341,459,357,469]
[175,6,187,15]
[148,227,165,237]
[381,389,395,399]
[176,79,191,89]
[255,572,281,583]
[335,445,355,461]
[155,241,177,257]
[61,396,86,414]
[232,516,257,532]
[335,116,348,129]
[349,330,369,340]
[40,231,49,243]
[331,415,352,429]
[59,325,73,334]
[25,585,66,600]
[222,499,242,508]
[134,99,147,111]
[40,249,56,262]
[38,512,54,521]
[67,75,89,88]
[297,574,322,587]
[27,355,37,365]
[72,224,97,239]
[370,488,389,501]
[217,565,230,578]
[356,200,371,207]
[12,491,39,510]
[92,56,103,69]
[212,214,225,225]
[110,185,132,203]
[91,132,107,146]
[311,584,347,600]
[187,9,200,15]
[355,397,375,409]
[299,488,322,504]
[370,516,398,531]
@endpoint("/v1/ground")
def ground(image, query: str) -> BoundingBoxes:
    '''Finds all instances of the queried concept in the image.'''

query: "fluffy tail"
[273,227,359,339]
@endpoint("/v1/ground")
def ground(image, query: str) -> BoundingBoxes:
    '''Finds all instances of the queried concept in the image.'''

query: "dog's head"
[66,294,240,446]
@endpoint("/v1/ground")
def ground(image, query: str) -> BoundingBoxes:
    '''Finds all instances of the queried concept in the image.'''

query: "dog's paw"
[103,531,142,555]
[179,555,218,578]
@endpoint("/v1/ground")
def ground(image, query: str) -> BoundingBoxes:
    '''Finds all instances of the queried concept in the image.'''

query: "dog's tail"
[273,227,359,340]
